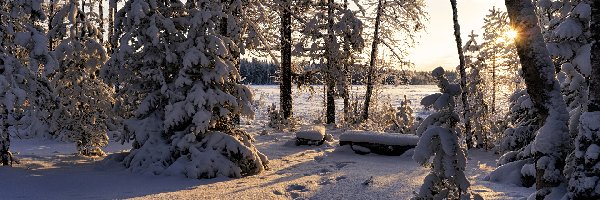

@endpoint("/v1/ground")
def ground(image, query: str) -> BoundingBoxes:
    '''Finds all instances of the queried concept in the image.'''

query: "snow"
[0,86,535,199]
[339,131,419,146]
[296,125,326,141]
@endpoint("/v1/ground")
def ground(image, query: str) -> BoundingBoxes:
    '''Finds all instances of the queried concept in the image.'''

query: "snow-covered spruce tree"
[563,1,600,198]
[1,0,58,161]
[294,0,364,125]
[558,63,588,140]
[48,0,113,156]
[553,0,591,143]
[103,0,268,178]
[498,88,538,154]
[413,67,475,199]
[463,31,489,149]
[480,7,521,116]
[505,0,570,198]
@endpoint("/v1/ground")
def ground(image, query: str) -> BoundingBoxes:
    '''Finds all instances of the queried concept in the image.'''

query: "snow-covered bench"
[339,131,418,156]
[295,126,330,146]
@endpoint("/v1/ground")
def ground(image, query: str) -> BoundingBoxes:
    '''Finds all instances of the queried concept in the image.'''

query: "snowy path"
[0,131,533,200]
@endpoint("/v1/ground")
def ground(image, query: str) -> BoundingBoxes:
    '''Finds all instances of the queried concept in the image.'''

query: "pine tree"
[361,0,426,121]
[480,7,520,116]
[0,0,58,165]
[505,0,570,198]
[48,0,113,156]
[294,0,364,125]
[103,0,268,178]
[564,1,599,199]
[413,67,474,199]
[463,31,489,149]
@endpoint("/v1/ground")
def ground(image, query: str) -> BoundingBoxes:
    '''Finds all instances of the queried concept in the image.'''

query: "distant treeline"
[240,59,457,85]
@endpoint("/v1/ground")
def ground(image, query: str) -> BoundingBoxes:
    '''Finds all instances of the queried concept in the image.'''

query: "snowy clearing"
[0,86,534,199]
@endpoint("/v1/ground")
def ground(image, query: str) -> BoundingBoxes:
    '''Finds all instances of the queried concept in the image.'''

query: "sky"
[407,0,507,71]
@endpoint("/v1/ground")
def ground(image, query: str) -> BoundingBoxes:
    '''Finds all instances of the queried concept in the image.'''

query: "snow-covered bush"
[103,0,268,178]
[498,89,538,153]
[387,95,415,134]
[47,0,113,156]
[412,67,475,199]
[267,103,298,131]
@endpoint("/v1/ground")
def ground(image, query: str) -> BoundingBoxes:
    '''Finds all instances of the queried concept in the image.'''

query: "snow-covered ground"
[0,85,534,199]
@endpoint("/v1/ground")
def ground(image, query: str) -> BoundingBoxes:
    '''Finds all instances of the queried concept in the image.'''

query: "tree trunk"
[505,0,570,198]
[49,0,55,51]
[491,52,497,115]
[99,0,104,44]
[280,0,293,120]
[109,0,116,53]
[324,0,336,125]
[362,0,383,121]
[450,0,471,148]
[0,108,9,166]
[590,1,600,112]
[342,0,351,123]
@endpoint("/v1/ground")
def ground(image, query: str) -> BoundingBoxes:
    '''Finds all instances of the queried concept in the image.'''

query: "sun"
[505,29,518,40]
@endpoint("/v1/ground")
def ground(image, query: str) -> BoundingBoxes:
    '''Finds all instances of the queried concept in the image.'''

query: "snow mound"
[339,131,419,146]
[487,159,534,187]
[124,131,268,179]
[296,125,326,141]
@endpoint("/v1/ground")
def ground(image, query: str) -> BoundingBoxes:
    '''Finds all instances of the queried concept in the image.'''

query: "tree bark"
[49,0,55,51]
[491,51,497,115]
[99,0,104,44]
[590,1,600,112]
[109,0,116,53]
[325,0,336,124]
[505,0,570,198]
[342,0,351,123]
[280,0,293,120]
[450,0,471,148]
[362,0,383,121]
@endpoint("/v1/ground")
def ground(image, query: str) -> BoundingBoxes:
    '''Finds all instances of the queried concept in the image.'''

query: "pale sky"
[407,0,507,71]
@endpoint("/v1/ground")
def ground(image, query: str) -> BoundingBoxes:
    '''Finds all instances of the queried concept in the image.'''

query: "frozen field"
[0,85,534,199]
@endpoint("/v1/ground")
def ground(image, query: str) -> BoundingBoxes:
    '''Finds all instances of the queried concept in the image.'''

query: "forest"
[0,0,598,199]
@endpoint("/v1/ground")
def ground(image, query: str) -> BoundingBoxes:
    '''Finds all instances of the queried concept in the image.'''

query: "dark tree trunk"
[342,0,351,123]
[590,1,600,112]
[109,0,116,53]
[505,0,570,198]
[49,0,55,51]
[450,0,471,148]
[362,0,383,121]
[325,0,336,125]
[280,0,293,120]
[99,0,104,44]
[1,109,10,166]
[491,53,497,115]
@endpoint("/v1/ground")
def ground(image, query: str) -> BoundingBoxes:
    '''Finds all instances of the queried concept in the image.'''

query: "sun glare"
[505,29,518,40]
